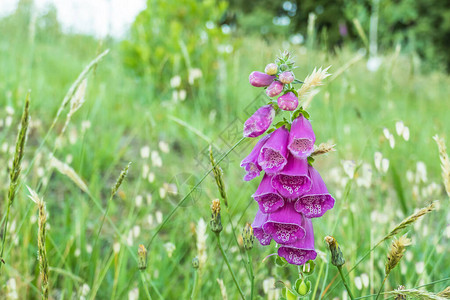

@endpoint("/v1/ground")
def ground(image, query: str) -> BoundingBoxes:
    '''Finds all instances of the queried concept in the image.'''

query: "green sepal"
[275,255,288,267]
[294,279,311,297]
[302,260,316,276]
[307,156,315,166]
[291,107,311,121]
[266,128,275,134]
[284,287,298,300]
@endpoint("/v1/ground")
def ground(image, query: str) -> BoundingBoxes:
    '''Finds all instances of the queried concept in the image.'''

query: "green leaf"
[391,163,408,214]
[307,156,315,166]
[275,255,288,267]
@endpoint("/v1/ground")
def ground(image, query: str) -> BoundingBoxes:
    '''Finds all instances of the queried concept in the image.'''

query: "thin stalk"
[375,275,388,300]
[140,272,152,300]
[190,269,198,300]
[337,266,355,300]
[247,251,254,300]
[147,137,245,249]
[215,233,246,300]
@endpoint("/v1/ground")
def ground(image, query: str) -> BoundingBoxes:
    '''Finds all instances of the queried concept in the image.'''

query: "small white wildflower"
[356,163,372,188]
[5,116,13,127]
[196,218,208,269]
[159,187,166,199]
[37,167,45,178]
[156,211,163,224]
[6,106,14,115]
[164,242,176,258]
[415,261,425,274]
[74,248,81,257]
[416,161,428,183]
[65,154,73,164]
[374,152,383,171]
[342,290,348,300]
[86,244,93,254]
[342,160,356,179]
[148,172,155,183]
[402,126,410,141]
[381,158,390,173]
[263,277,279,300]
[395,121,404,136]
[135,195,143,207]
[158,141,170,153]
[361,273,369,288]
[179,89,187,101]
[170,75,181,88]
[140,146,150,158]
[80,283,90,296]
[383,128,391,140]
[113,242,121,254]
[133,225,141,238]
[126,230,133,246]
[69,128,78,145]
[389,134,395,149]
[128,287,139,300]
[406,170,414,182]
[6,278,18,300]
[151,151,162,167]
[354,276,362,290]
[81,120,91,132]
[147,215,154,227]
[146,193,152,205]
[188,68,203,85]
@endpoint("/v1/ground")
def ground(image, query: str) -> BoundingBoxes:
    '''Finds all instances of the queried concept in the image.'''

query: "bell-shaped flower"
[295,166,335,218]
[252,174,284,213]
[266,81,284,97]
[240,134,271,181]
[249,71,275,87]
[288,114,315,158]
[258,126,289,174]
[252,209,271,246]
[277,218,317,265]
[243,104,275,138]
[277,92,299,111]
[263,202,306,244]
[272,155,311,199]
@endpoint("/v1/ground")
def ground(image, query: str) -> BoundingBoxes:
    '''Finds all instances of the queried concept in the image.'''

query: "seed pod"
[138,244,148,270]
[242,223,254,250]
[210,199,223,233]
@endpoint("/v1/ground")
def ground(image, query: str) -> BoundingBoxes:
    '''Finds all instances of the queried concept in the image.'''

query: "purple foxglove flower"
[266,80,284,97]
[288,114,315,158]
[295,166,335,218]
[243,104,275,138]
[249,71,275,87]
[263,202,306,244]
[240,134,270,181]
[272,155,312,199]
[277,92,299,111]
[279,71,294,84]
[277,218,317,265]
[252,174,284,213]
[252,209,271,246]
[264,63,278,75]
[258,126,289,174]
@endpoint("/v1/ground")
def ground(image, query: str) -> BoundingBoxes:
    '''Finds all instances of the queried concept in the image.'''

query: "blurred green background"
[0,0,449,299]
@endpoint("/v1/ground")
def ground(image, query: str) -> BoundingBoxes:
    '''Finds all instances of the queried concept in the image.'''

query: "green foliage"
[122,0,231,96]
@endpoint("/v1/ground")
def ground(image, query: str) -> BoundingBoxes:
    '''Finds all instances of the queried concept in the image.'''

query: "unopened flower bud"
[266,81,284,97]
[210,199,223,233]
[277,92,298,111]
[242,223,254,250]
[264,63,278,75]
[324,236,345,267]
[279,71,294,84]
[192,256,199,269]
[137,244,148,270]
[249,71,275,87]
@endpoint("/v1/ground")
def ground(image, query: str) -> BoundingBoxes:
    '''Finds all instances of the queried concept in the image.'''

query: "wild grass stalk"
[0,93,30,270]
[433,135,450,197]
[28,187,49,300]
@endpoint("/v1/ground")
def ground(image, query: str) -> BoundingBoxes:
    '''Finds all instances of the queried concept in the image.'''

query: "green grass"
[0,13,449,299]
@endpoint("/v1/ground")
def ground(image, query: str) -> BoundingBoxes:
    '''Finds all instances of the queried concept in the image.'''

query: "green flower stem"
[190,269,198,300]
[337,266,355,300]
[375,275,388,300]
[139,272,152,300]
[215,232,246,300]
[247,251,254,300]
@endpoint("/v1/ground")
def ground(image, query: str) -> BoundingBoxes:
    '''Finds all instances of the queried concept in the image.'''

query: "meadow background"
[0,0,449,299]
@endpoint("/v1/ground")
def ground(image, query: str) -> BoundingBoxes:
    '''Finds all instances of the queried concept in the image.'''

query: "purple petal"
[277,218,317,265]
[240,134,271,181]
[271,155,312,199]
[295,166,335,218]
[258,126,289,174]
[263,202,306,244]
[249,71,275,87]
[243,105,275,138]
[288,114,315,158]
[266,81,284,97]
[252,174,284,213]
[277,92,299,111]
[279,71,294,84]
[252,209,271,246]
